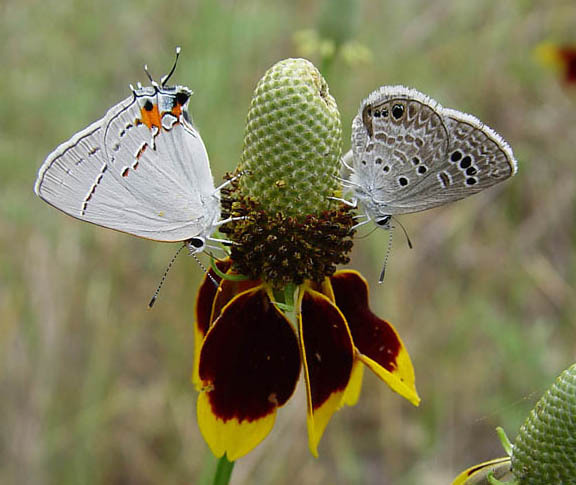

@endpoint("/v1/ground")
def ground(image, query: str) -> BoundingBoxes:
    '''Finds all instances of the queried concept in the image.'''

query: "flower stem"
[213,456,235,485]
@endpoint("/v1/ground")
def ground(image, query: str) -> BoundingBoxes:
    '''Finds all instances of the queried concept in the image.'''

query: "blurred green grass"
[1,1,576,484]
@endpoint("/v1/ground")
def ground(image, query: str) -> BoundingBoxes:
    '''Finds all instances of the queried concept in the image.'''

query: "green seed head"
[238,58,342,216]
[511,363,576,484]
[220,59,354,287]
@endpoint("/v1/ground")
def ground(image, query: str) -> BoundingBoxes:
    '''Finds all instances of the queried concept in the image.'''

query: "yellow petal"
[358,350,420,407]
[452,457,512,485]
[197,287,301,459]
[330,270,420,407]
[340,357,364,408]
[197,392,277,461]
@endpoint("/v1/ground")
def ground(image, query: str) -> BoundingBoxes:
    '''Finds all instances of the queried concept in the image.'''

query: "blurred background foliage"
[1,1,576,484]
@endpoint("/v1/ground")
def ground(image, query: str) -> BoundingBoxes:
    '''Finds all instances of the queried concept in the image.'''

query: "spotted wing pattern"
[349,86,517,218]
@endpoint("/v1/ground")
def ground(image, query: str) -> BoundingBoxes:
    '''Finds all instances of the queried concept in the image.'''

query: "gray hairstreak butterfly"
[34,48,230,257]
[343,85,517,228]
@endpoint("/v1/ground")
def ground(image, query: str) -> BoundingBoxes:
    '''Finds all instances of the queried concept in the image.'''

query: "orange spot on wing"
[138,103,162,130]
[136,143,148,159]
[171,103,182,117]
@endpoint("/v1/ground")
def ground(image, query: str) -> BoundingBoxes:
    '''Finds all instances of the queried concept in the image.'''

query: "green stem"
[210,258,251,281]
[213,456,235,485]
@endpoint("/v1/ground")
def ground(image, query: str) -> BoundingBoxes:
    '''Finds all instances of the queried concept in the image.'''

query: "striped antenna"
[191,253,220,289]
[148,244,186,308]
[378,217,413,284]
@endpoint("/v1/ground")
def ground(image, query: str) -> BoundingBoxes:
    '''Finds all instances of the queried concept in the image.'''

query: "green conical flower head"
[220,58,354,287]
[238,58,342,217]
[511,363,576,484]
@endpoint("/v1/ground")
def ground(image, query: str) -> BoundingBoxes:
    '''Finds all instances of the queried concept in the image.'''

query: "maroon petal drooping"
[329,270,420,406]
[199,287,301,422]
[330,270,400,372]
[559,46,576,84]
[299,287,354,455]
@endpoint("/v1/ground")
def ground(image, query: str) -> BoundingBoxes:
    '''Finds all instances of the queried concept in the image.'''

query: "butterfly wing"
[350,86,517,217]
[35,86,219,242]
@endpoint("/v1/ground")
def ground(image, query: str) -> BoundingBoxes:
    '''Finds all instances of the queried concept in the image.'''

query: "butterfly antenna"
[143,64,155,84]
[391,216,413,249]
[161,46,181,87]
[148,244,186,308]
[191,253,220,289]
[378,225,395,284]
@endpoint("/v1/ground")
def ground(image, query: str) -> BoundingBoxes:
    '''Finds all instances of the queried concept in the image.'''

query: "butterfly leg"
[216,216,246,226]
[206,244,229,253]
[332,175,359,189]
[341,149,354,171]
[328,196,358,207]
[351,211,374,230]
[208,236,239,246]
[214,170,252,193]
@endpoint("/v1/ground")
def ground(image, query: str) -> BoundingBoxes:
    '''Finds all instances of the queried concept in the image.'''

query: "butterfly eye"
[376,216,391,226]
[392,104,404,119]
[188,237,205,250]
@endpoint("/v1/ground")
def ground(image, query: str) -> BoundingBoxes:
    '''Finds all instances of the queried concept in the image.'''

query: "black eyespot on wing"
[375,158,383,165]
[417,165,427,175]
[392,104,404,120]
[398,176,408,186]
[374,110,381,118]
[412,157,420,165]
[450,151,462,162]
[466,177,477,186]
[466,167,477,176]
[144,100,154,111]
[459,156,472,169]
[381,108,389,118]
[383,165,390,172]
[175,91,190,106]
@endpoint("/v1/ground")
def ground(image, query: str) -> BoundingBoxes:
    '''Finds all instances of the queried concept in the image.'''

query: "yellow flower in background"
[535,42,576,85]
